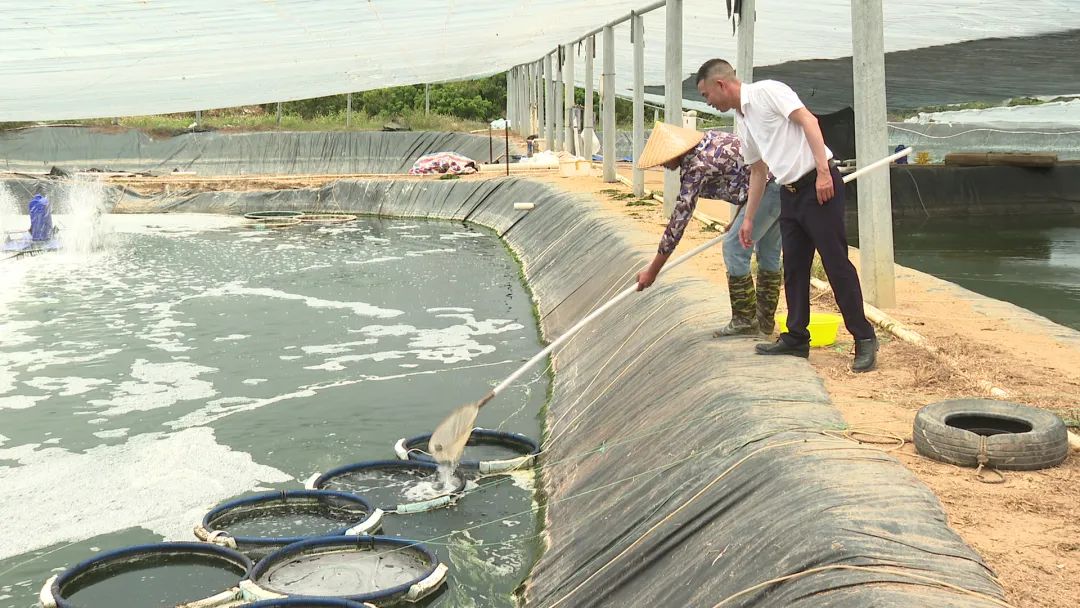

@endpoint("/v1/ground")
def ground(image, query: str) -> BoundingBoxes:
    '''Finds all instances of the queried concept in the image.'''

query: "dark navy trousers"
[778,165,875,345]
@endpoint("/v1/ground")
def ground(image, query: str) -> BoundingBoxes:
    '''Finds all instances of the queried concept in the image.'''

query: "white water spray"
[55,175,111,254]
[0,183,22,238]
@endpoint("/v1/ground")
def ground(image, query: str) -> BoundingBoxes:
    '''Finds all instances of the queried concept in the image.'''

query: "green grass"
[3,107,488,137]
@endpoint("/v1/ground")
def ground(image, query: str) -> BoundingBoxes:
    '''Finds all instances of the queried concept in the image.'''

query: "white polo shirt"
[734,80,833,185]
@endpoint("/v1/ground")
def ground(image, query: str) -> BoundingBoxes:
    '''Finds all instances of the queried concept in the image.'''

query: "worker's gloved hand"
[636,267,658,291]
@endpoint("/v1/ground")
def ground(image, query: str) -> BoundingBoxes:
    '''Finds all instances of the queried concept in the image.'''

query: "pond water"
[0,211,547,607]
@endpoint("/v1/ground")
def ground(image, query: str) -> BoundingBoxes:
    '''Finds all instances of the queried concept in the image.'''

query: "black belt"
[782,162,836,193]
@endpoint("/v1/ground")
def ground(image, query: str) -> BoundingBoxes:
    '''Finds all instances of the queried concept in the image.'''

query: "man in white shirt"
[694,59,878,372]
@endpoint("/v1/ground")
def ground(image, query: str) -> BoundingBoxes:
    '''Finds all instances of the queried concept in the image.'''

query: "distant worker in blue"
[635,121,784,338]
[694,58,878,372]
[29,193,54,241]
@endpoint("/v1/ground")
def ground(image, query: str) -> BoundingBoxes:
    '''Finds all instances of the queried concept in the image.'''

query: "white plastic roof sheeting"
[1,0,1077,121]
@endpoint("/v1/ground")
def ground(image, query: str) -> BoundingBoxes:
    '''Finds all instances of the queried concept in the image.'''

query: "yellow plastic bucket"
[774,312,841,347]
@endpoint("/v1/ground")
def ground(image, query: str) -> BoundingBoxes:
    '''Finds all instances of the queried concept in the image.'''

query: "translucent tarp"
[1,0,1077,121]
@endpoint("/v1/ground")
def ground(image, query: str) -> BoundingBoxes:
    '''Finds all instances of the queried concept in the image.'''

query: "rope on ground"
[708,563,1015,608]
[823,426,907,452]
[973,436,1007,484]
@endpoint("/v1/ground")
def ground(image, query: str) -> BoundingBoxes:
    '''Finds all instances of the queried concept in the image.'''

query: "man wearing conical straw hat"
[635,121,783,337]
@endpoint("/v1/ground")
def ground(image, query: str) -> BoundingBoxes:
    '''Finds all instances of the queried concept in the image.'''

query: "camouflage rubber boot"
[714,274,758,337]
[756,270,783,335]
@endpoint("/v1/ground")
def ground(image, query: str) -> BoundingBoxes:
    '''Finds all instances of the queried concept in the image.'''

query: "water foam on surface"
[0,427,291,561]
[24,376,110,396]
[89,360,217,417]
[198,282,404,319]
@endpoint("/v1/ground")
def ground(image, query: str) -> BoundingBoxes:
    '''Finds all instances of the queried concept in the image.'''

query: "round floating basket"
[298,213,358,224]
[244,211,306,221]
[195,490,384,560]
[40,542,251,608]
[244,217,302,230]
[245,598,374,608]
[241,536,447,606]
[394,428,539,474]
[305,460,466,514]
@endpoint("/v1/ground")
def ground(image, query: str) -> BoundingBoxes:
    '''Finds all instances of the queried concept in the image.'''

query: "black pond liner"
[305,460,466,514]
[44,542,251,608]
[394,428,539,473]
[195,490,384,560]
[241,536,447,605]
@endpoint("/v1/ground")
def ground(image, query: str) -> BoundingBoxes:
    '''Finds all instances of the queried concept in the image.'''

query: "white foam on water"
[88,359,217,417]
[313,315,522,368]
[362,236,389,243]
[440,232,486,241]
[0,434,8,447]
[273,243,306,251]
[388,225,422,230]
[0,395,49,411]
[345,256,403,265]
[280,355,302,361]
[108,213,244,234]
[242,378,268,385]
[399,364,419,369]
[92,428,129,439]
[197,282,404,319]
[427,307,473,313]
[0,320,41,349]
[353,324,414,337]
[23,376,110,396]
[213,334,250,342]
[0,427,291,561]
[170,360,514,429]
[299,339,378,355]
[405,248,456,257]
[315,226,369,235]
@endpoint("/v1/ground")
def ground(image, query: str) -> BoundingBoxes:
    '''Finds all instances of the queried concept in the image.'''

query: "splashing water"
[436,462,458,491]
[0,183,22,238]
[55,175,111,254]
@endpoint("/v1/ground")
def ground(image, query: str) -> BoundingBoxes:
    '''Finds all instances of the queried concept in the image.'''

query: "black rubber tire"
[913,399,1069,471]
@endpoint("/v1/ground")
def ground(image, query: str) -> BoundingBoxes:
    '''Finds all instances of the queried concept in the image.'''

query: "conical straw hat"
[636,121,705,169]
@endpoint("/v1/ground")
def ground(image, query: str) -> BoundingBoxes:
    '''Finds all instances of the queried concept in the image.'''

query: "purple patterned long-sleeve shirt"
[658,130,749,255]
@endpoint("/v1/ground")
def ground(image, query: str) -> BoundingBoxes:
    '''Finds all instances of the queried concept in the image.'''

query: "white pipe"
[632,12,645,197]
[583,35,596,160]
[602,24,617,182]
[493,229,726,396]
[663,0,683,217]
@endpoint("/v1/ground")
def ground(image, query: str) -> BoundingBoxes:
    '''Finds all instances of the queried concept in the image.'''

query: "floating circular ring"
[44,542,250,608]
[242,536,447,605]
[306,460,466,514]
[244,211,306,220]
[394,428,539,474]
[298,213,358,224]
[195,489,384,560]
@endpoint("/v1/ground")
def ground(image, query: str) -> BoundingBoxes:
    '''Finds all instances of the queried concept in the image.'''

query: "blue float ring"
[306,460,465,514]
[394,428,539,473]
[50,541,251,608]
[198,490,382,557]
[245,598,372,607]
[247,536,445,604]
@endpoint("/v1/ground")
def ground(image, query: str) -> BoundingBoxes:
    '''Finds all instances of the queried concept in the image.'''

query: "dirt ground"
[537,166,1079,608]
[104,162,1079,607]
